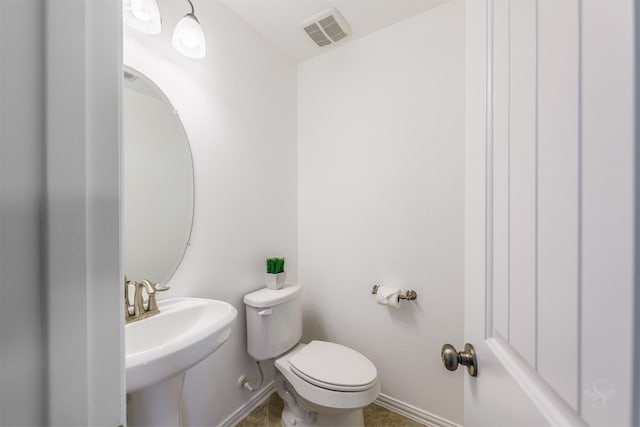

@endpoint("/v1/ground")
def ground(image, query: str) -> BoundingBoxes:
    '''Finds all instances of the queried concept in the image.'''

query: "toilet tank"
[244,284,302,361]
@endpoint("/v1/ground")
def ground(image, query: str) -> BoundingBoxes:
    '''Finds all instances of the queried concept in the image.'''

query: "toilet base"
[275,371,365,427]
[281,408,364,427]
[314,410,365,427]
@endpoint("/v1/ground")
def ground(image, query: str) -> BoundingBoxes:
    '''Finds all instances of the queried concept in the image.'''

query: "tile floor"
[236,392,425,427]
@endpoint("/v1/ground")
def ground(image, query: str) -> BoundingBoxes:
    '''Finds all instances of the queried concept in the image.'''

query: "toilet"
[244,284,380,427]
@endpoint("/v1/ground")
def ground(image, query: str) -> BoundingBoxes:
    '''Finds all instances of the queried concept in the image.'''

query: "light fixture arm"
[185,0,195,16]
[183,0,200,23]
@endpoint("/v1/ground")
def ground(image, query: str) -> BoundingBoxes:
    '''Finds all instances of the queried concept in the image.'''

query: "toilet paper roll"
[375,286,401,309]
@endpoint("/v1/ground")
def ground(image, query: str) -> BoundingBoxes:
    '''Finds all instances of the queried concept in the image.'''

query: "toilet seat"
[288,341,377,392]
[275,342,380,412]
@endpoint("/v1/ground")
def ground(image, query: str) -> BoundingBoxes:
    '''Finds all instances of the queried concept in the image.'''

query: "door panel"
[492,0,510,340]
[507,0,537,367]
[464,0,636,425]
[536,0,579,409]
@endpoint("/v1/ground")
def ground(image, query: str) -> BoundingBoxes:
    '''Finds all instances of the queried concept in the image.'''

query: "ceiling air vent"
[302,8,352,48]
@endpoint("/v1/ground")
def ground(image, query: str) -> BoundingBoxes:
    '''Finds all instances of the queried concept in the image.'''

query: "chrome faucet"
[125,276,170,323]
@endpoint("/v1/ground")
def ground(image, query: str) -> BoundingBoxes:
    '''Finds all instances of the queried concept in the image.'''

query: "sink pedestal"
[126,297,238,425]
[127,372,185,427]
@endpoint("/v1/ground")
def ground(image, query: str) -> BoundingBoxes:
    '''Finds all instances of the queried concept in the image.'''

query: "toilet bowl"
[244,284,380,426]
[275,342,380,426]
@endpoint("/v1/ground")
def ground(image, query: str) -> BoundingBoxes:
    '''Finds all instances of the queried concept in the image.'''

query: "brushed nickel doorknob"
[441,343,478,377]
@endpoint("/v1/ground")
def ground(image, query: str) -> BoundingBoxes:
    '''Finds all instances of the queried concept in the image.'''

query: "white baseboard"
[218,381,275,427]
[374,393,461,427]
[217,385,459,427]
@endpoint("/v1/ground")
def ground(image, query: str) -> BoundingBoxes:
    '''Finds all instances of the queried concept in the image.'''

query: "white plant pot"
[265,272,286,290]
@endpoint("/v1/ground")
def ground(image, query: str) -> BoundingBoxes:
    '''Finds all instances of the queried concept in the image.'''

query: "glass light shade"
[123,0,162,34]
[172,15,206,59]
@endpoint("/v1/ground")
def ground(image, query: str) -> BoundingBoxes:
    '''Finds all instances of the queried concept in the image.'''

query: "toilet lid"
[288,341,377,392]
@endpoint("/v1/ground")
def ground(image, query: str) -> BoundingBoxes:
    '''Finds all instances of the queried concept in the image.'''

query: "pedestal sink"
[126,297,237,426]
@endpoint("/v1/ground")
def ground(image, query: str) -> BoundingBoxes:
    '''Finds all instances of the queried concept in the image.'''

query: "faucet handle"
[124,276,136,320]
[154,283,171,292]
[139,280,169,313]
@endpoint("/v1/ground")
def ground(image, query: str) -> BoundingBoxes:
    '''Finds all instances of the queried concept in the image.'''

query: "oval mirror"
[122,66,194,285]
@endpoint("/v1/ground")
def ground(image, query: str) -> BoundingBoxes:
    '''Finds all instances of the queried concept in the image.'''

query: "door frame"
[45,0,124,424]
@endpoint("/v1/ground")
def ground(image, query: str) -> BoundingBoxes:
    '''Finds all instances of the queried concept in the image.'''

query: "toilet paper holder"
[371,284,418,302]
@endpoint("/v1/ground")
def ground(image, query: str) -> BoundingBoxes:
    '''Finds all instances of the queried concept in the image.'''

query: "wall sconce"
[124,0,206,59]
[172,0,206,59]
[123,0,162,34]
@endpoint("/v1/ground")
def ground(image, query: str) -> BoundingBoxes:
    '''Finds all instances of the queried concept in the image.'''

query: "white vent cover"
[302,7,352,48]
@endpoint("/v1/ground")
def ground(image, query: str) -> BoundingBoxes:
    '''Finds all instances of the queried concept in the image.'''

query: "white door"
[462,0,637,426]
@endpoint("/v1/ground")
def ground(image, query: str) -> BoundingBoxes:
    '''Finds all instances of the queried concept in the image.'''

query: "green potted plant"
[265,257,286,290]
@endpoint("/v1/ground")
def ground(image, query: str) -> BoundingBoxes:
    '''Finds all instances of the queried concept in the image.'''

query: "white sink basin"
[126,297,237,393]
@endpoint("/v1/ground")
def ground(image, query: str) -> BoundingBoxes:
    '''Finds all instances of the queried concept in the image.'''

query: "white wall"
[123,0,298,424]
[298,1,465,424]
